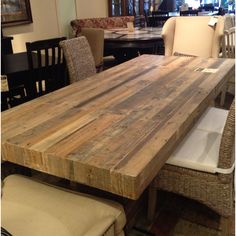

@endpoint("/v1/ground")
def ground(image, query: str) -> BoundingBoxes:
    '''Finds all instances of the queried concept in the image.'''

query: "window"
[108,0,233,16]
[108,0,154,16]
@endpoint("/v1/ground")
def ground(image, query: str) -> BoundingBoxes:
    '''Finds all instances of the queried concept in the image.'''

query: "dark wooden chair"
[149,11,170,27]
[180,10,199,16]
[1,75,27,111]
[26,37,68,99]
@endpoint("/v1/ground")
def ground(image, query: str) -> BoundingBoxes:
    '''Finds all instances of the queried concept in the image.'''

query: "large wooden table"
[2,55,234,200]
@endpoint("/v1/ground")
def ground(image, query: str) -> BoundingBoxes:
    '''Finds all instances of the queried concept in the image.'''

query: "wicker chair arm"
[218,100,235,170]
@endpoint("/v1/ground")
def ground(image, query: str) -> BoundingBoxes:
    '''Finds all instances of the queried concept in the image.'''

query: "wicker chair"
[60,37,96,84]
[148,100,235,236]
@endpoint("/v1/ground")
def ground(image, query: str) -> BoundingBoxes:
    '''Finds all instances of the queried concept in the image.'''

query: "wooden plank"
[2,55,235,199]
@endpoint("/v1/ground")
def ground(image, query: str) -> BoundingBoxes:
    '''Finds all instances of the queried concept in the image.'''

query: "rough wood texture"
[2,55,235,200]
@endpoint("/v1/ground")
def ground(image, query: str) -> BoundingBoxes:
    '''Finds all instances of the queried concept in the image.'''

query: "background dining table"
[2,55,234,200]
[104,27,163,61]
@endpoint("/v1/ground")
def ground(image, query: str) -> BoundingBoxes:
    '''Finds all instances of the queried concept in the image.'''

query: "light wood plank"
[2,55,235,199]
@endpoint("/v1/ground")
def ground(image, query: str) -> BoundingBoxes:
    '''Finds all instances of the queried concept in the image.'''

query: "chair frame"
[26,37,67,98]
[222,27,235,58]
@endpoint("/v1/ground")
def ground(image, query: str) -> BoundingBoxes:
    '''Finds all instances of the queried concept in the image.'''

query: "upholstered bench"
[71,16,134,36]
[2,175,126,236]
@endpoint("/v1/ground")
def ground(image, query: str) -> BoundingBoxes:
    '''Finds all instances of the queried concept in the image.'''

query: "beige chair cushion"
[81,28,104,67]
[2,175,126,236]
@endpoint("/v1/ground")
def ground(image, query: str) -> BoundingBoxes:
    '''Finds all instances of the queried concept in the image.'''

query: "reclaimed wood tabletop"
[2,55,235,200]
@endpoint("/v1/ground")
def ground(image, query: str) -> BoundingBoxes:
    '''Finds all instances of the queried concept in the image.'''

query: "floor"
[128,191,235,236]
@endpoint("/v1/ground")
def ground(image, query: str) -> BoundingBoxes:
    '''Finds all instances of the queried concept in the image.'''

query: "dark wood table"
[104,27,163,61]
[3,52,30,75]
[2,55,234,200]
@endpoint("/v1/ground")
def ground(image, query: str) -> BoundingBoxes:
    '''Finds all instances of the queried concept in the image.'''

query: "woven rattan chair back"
[60,37,96,84]
[222,27,235,58]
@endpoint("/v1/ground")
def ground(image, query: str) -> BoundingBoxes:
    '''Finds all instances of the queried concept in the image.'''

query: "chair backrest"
[81,28,104,69]
[26,37,67,98]
[60,37,96,84]
[180,10,199,16]
[218,100,235,170]
[162,16,225,58]
[152,11,169,16]
[222,27,235,58]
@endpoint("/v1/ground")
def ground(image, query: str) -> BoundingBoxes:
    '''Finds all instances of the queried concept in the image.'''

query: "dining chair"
[26,37,67,99]
[2,174,126,236]
[1,75,26,111]
[162,16,225,58]
[81,28,104,72]
[222,27,235,58]
[60,37,96,84]
[180,10,199,16]
[149,11,169,27]
[148,100,235,235]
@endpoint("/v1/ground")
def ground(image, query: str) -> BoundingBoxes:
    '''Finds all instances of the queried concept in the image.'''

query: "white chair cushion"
[195,107,229,134]
[166,106,234,174]
[166,129,221,173]
[2,175,126,236]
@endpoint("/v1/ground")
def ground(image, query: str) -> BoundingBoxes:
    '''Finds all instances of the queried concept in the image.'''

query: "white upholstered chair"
[148,100,235,236]
[162,16,225,58]
[60,37,96,84]
[2,175,126,236]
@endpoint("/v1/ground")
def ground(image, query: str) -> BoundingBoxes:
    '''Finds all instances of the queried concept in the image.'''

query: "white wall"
[3,0,59,52]
[56,0,76,38]
[2,0,108,52]
[2,0,76,53]
[75,0,108,18]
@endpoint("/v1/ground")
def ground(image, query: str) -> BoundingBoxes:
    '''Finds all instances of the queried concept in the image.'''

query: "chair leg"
[147,183,157,222]
[220,87,227,107]
[220,216,231,236]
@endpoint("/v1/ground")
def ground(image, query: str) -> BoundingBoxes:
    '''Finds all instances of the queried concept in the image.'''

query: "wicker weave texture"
[155,164,234,217]
[219,100,235,169]
[60,37,96,84]
[154,100,235,217]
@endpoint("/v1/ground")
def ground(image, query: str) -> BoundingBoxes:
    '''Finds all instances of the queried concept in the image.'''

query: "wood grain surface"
[2,55,235,199]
